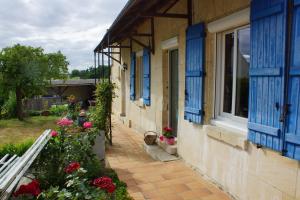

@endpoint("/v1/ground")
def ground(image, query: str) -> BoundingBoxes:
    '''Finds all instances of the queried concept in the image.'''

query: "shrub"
[49,104,68,116]
[27,110,42,116]
[0,92,17,119]
[0,140,34,158]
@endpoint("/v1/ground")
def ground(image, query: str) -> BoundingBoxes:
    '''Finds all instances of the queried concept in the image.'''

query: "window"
[135,51,143,100]
[215,26,250,124]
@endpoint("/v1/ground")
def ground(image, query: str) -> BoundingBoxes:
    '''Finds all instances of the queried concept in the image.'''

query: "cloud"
[0,0,127,70]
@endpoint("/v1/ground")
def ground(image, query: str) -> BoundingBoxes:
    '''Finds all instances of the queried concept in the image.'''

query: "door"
[169,49,179,136]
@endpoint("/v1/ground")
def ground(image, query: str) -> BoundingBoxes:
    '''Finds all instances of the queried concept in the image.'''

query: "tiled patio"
[106,120,232,200]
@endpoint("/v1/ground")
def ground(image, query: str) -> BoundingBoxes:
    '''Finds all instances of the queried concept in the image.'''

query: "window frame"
[135,50,144,101]
[215,24,250,127]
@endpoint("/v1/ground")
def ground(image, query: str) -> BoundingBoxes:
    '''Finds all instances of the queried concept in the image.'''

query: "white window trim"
[207,8,250,33]
[136,50,143,57]
[213,23,250,135]
[161,37,178,50]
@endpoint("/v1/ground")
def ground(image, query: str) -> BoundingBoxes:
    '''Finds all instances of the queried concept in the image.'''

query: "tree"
[46,51,69,82]
[0,44,69,120]
[70,66,110,79]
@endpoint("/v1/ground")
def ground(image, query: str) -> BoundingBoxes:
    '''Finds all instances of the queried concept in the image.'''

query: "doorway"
[169,49,179,136]
[120,69,126,116]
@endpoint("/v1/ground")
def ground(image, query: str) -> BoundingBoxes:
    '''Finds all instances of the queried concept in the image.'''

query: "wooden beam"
[187,0,192,25]
[132,33,152,37]
[130,37,150,50]
[100,51,121,54]
[142,13,188,19]
[108,45,131,48]
[102,52,121,64]
[163,0,179,14]
[151,18,155,54]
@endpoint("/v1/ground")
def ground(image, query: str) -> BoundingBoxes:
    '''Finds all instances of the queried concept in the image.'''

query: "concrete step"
[143,143,179,162]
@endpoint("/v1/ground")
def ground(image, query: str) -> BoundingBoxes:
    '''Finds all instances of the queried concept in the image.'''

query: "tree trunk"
[16,86,23,120]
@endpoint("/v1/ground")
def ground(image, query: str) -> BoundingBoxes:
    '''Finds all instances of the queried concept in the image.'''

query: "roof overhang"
[94,0,192,53]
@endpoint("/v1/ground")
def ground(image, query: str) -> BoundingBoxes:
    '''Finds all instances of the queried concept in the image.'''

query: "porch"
[106,119,231,200]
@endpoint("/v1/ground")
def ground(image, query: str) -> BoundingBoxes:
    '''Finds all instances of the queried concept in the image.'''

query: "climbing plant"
[91,80,115,145]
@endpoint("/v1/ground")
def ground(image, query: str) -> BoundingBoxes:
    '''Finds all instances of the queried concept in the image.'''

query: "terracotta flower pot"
[166,137,175,145]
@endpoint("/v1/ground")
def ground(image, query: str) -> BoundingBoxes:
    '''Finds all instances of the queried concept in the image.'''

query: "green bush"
[0,92,17,119]
[49,104,68,116]
[27,110,42,116]
[0,140,34,158]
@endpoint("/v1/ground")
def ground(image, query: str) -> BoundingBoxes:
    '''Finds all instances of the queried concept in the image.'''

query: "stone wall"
[110,0,300,199]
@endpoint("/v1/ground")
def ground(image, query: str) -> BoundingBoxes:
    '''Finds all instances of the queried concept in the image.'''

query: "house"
[25,79,97,111]
[94,0,300,199]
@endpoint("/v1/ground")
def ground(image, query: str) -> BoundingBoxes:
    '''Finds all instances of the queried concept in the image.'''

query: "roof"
[49,79,98,87]
[94,0,182,52]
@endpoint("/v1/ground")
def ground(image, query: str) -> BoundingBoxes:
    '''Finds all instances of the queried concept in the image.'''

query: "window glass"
[235,27,250,118]
[223,32,234,113]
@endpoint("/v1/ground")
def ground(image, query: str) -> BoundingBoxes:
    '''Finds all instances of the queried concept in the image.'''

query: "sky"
[0,0,127,71]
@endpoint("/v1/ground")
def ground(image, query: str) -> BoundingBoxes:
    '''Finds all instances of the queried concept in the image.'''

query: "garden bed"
[9,117,131,200]
[7,82,131,200]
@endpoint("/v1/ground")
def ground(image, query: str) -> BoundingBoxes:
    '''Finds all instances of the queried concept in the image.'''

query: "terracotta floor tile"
[106,119,232,200]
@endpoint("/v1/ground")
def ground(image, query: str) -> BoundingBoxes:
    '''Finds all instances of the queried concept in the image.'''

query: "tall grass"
[0,139,34,158]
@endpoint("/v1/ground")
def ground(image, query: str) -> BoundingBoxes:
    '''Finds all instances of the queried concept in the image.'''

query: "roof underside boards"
[94,0,185,52]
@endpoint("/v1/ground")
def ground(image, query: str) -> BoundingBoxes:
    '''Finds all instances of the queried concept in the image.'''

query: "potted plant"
[163,127,176,145]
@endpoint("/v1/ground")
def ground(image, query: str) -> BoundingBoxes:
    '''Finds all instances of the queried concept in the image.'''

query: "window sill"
[211,117,248,134]
[134,98,145,108]
[205,119,248,150]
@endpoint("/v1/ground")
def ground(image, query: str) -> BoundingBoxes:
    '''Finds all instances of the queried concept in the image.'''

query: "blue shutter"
[143,48,151,106]
[130,52,136,101]
[285,0,300,160]
[248,0,288,151]
[184,23,205,124]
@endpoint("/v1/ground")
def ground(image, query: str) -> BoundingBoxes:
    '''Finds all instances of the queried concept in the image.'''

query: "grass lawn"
[0,116,59,147]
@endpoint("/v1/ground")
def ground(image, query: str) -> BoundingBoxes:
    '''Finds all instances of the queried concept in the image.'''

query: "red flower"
[51,130,58,137]
[163,127,173,132]
[83,121,92,129]
[64,162,80,174]
[159,135,164,141]
[92,176,116,193]
[57,118,73,127]
[14,179,41,197]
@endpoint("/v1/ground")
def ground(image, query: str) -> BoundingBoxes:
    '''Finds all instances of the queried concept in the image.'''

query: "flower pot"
[93,130,105,161]
[165,137,175,145]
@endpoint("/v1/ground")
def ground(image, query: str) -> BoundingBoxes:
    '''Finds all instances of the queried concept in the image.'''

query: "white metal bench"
[0,129,51,199]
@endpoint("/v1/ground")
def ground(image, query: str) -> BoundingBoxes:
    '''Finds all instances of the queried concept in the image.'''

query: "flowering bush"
[14,179,41,197]
[50,130,58,137]
[20,111,132,200]
[83,121,92,129]
[92,176,116,193]
[57,118,73,127]
[163,127,173,138]
[64,162,80,174]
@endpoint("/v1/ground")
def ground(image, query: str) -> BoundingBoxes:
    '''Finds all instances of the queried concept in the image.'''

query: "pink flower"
[92,177,116,193]
[57,118,73,127]
[14,180,41,197]
[64,162,80,174]
[163,127,173,132]
[83,121,92,129]
[51,130,58,137]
